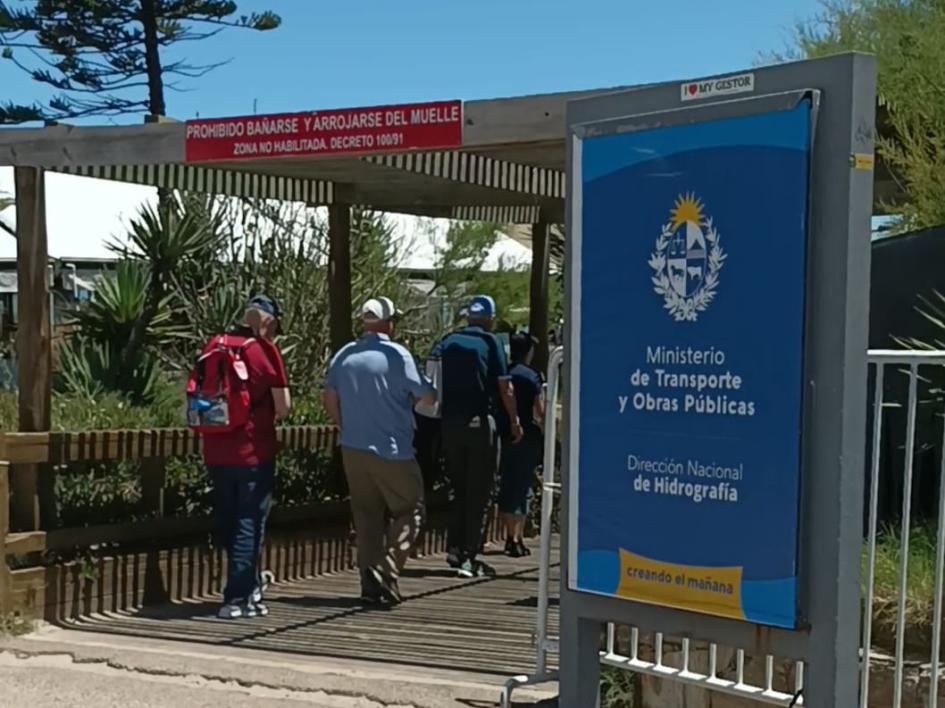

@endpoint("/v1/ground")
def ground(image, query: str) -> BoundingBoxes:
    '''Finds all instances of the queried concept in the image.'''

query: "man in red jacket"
[202,295,291,619]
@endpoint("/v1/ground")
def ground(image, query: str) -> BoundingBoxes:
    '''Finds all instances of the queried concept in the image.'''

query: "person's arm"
[490,339,523,442]
[272,387,291,418]
[534,383,546,430]
[401,347,436,406]
[322,347,346,427]
[266,342,291,418]
[321,387,342,427]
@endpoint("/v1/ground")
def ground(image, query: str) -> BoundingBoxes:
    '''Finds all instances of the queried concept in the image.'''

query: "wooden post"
[140,458,166,518]
[328,203,353,353]
[529,218,551,375]
[0,462,10,615]
[13,167,51,532]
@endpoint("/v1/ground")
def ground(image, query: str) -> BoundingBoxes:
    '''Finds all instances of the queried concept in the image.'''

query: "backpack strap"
[235,337,256,356]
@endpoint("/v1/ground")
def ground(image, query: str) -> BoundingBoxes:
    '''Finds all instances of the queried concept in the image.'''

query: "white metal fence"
[861,350,945,708]
[501,348,945,708]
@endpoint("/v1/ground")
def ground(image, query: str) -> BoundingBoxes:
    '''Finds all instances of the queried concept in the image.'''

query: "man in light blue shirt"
[323,296,435,605]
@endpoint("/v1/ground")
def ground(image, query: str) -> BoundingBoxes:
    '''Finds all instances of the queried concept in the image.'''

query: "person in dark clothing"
[432,295,522,578]
[497,332,545,557]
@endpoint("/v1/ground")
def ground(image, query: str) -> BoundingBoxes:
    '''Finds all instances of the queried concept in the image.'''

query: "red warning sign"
[185,100,463,162]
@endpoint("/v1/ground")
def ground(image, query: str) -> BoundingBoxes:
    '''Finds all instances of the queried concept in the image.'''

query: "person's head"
[243,294,281,340]
[465,294,497,330]
[510,331,537,367]
[360,296,400,335]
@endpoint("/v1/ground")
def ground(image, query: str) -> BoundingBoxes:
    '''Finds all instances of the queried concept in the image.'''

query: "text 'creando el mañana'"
[617,345,756,417]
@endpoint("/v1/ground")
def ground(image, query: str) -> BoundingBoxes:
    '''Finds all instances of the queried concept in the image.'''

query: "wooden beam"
[462,85,635,147]
[328,203,353,353]
[529,219,551,375]
[0,462,10,615]
[5,531,46,556]
[14,167,51,433]
[14,167,51,533]
[140,458,166,518]
[0,86,617,168]
[0,122,185,167]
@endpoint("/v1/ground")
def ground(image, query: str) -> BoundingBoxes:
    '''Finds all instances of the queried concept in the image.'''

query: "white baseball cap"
[361,296,399,321]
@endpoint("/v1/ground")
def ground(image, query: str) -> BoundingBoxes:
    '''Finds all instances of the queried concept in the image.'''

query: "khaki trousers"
[342,447,425,579]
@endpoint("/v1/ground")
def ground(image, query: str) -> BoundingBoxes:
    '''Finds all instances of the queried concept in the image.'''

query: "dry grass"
[867,526,941,657]
[0,613,33,637]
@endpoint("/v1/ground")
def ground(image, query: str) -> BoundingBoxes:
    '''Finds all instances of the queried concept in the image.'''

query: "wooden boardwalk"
[58,539,560,678]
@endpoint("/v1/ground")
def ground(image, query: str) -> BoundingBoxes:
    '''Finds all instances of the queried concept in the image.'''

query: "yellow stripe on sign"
[617,549,745,620]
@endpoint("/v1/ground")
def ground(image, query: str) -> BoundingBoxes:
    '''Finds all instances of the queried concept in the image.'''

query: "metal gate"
[502,348,945,708]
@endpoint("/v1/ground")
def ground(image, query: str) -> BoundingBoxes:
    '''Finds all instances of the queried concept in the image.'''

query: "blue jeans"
[209,462,274,604]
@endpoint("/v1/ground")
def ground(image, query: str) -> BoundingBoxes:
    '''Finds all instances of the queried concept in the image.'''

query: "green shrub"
[0,389,183,431]
[601,665,637,707]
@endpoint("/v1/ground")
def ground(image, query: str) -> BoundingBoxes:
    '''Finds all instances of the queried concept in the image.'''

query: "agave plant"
[56,336,168,406]
[58,262,185,403]
[67,261,182,346]
[896,290,945,352]
[108,196,227,377]
[57,196,225,401]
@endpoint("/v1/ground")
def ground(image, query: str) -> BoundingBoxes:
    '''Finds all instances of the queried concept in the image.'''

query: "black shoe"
[457,557,498,579]
[360,568,383,604]
[504,538,516,555]
[446,549,461,568]
[478,560,498,578]
[368,567,403,605]
[506,539,524,558]
[517,541,532,557]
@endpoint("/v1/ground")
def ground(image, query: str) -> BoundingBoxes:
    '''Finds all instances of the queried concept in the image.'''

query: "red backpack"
[186,334,257,434]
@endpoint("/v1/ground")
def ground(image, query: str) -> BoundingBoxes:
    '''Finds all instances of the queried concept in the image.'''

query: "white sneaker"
[217,601,269,619]
[217,603,244,619]
[252,570,275,604]
[245,601,269,618]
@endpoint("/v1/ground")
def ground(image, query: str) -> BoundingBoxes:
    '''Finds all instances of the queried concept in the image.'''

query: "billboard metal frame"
[560,53,876,707]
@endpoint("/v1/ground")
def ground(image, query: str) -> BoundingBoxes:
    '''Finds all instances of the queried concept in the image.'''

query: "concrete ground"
[0,624,558,708]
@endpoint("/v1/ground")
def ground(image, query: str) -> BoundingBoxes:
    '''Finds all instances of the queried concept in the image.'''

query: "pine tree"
[0,0,280,124]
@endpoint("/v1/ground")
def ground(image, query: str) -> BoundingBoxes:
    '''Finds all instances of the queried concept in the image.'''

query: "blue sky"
[0,0,823,122]
[0,0,833,259]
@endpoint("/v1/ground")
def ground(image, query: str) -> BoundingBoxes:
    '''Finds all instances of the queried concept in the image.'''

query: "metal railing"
[861,350,945,708]
[501,348,945,708]
[600,627,804,705]
[500,345,564,708]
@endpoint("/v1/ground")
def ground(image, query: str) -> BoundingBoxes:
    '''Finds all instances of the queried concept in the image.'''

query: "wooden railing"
[0,425,342,621]
[0,424,488,623]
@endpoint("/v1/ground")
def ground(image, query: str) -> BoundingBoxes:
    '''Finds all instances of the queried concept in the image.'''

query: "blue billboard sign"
[569,100,812,628]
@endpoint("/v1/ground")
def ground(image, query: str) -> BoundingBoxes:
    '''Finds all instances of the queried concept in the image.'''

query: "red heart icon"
[687,84,698,96]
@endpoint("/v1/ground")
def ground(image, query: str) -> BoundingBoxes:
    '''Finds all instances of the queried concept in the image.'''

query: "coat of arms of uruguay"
[648,193,727,322]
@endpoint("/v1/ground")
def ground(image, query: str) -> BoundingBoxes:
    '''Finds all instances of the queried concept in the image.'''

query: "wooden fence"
[0,425,482,622]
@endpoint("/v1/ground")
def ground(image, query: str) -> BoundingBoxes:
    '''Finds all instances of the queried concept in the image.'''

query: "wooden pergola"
[0,78,899,459]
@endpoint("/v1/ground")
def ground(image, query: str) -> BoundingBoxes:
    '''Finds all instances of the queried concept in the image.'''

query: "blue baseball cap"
[467,294,496,317]
[247,294,281,318]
